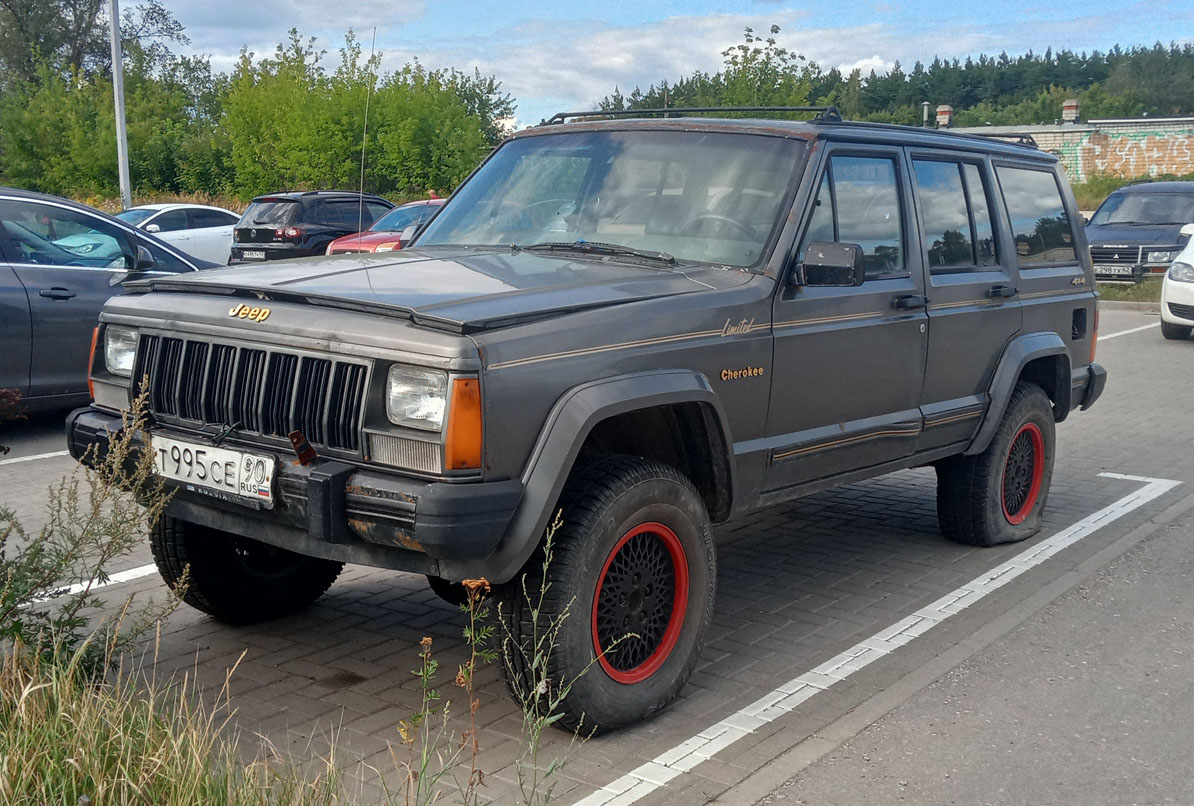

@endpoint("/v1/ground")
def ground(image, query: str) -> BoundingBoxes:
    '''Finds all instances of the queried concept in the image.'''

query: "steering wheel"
[679,214,756,240]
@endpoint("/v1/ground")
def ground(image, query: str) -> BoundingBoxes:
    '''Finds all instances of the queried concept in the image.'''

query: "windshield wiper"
[518,240,676,265]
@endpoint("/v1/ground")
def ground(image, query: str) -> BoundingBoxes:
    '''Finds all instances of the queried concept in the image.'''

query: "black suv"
[69,108,1105,732]
[229,191,394,263]
[1086,180,1194,281]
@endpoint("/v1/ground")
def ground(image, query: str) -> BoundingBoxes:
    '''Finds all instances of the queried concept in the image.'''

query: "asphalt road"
[2,307,1190,805]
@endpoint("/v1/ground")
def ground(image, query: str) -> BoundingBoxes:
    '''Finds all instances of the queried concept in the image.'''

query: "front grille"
[1169,302,1194,321]
[1089,246,1141,265]
[134,335,368,452]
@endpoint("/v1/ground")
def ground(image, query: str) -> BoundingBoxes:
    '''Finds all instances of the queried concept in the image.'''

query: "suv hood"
[134,247,754,333]
[1085,223,1190,246]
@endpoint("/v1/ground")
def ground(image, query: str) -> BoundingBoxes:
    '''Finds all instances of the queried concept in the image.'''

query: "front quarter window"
[417,130,805,269]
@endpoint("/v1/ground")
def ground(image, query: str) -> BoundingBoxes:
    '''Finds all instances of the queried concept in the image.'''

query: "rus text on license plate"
[151,436,275,508]
[1094,264,1134,276]
[242,249,266,260]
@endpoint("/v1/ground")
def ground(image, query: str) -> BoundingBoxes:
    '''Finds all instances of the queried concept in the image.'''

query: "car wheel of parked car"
[149,514,343,624]
[936,382,1055,547]
[497,455,716,733]
[1161,321,1191,340]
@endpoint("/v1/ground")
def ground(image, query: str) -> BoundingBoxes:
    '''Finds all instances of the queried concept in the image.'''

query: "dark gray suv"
[0,188,210,412]
[68,109,1106,731]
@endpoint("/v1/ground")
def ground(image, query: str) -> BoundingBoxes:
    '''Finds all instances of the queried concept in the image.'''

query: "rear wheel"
[150,515,343,624]
[1161,321,1191,340]
[936,382,1055,547]
[497,455,716,733]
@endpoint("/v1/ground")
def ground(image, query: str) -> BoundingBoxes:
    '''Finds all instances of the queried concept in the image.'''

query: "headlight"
[1168,261,1194,283]
[104,326,138,377]
[374,241,401,252]
[1146,250,1178,264]
[386,366,447,430]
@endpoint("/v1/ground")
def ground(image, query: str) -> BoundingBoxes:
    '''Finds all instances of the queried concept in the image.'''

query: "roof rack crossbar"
[541,106,842,126]
[964,131,1039,149]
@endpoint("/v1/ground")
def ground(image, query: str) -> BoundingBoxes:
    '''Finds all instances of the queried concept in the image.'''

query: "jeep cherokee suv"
[68,108,1106,732]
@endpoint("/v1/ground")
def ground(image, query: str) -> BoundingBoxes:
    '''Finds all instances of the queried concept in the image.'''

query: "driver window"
[0,201,135,269]
[150,209,188,232]
[800,155,907,279]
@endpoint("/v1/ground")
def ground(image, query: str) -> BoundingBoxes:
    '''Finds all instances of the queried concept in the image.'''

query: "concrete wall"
[952,117,1194,183]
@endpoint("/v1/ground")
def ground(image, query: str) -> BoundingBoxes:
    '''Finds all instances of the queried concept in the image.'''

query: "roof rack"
[963,131,1039,149]
[541,106,843,126]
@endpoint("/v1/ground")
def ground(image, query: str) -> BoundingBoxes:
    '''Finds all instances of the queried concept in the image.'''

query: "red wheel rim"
[592,522,689,685]
[1002,423,1045,525]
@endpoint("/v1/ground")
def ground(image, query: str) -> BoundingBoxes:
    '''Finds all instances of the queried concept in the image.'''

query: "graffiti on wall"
[1080,132,1194,179]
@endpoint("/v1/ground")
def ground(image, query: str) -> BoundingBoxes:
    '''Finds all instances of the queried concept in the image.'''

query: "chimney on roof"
[1062,98,1080,124]
[936,104,954,129]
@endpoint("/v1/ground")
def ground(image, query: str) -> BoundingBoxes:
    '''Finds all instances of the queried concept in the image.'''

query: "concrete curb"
[1098,299,1161,313]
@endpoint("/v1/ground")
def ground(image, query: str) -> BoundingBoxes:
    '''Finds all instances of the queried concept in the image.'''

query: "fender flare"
[467,369,734,583]
[965,331,1071,456]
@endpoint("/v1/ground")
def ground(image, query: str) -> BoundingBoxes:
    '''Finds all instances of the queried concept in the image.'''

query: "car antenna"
[356,27,378,253]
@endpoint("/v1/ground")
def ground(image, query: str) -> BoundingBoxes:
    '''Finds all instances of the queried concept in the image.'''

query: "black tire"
[1161,321,1191,340]
[426,575,468,607]
[936,382,1055,547]
[150,514,343,624]
[496,455,716,734]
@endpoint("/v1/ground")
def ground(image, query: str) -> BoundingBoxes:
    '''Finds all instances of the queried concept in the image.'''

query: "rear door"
[911,152,1022,452]
[767,147,929,491]
[0,230,32,399]
[186,208,237,263]
[0,199,137,397]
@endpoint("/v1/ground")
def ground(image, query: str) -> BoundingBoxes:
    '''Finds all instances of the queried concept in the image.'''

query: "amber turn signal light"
[87,326,99,400]
[445,378,483,470]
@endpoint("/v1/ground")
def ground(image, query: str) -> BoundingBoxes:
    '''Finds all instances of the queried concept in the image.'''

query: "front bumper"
[66,406,522,575]
[1161,277,1194,325]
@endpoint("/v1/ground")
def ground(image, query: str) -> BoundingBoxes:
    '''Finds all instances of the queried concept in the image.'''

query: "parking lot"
[2,305,1190,805]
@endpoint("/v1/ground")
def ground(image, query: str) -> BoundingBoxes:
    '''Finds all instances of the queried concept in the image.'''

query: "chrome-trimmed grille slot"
[367,432,442,474]
[134,335,367,453]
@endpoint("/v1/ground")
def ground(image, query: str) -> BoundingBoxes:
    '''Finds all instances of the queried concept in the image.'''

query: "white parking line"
[29,563,159,606]
[0,449,70,467]
[1101,322,1161,340]
[571,472,1181,806]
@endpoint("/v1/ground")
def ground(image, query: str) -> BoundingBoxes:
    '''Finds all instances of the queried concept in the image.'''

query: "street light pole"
[108,0,131,209]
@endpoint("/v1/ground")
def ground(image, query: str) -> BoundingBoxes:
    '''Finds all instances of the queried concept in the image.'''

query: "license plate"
[241,249,266,260]
[152,435,275,508]
[1094,264,1134,276]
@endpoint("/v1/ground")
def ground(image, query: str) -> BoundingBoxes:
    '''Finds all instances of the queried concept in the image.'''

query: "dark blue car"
[1085,181,1194,281]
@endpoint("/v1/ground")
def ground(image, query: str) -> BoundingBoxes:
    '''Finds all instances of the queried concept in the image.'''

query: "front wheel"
[936,382,1055,546]
[150,515,343,624]
[1161,320,1192,340]
[497,456,716,733]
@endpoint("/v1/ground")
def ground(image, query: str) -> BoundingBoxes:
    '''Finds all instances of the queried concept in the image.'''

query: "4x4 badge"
[229,303,271,323]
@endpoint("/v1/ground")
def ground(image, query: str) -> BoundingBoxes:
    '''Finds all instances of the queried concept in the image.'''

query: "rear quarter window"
[996,166,1077,266]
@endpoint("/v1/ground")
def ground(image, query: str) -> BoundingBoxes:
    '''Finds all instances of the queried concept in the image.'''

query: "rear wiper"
[518,240,675,265]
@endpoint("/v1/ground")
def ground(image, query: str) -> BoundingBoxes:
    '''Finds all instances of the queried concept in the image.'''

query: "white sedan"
[1160,223,1194,340]
[115,204,241,264]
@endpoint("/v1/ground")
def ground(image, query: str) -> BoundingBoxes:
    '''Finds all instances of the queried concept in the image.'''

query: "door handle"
[39,287,76,300]
[986,284,1018,299]
[892,294,928,310]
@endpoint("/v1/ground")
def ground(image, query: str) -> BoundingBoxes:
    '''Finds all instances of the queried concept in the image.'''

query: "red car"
[325,198,445,254]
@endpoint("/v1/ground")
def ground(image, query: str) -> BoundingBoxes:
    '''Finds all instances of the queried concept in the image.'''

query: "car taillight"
[275,226,303,239]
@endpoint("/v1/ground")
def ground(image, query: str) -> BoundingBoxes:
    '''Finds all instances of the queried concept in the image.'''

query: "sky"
[166,0,1194,127]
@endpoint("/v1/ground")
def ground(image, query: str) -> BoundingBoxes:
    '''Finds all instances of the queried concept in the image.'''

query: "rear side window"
[318,200,372,229]
[913,159,1000,273]
[190,209,238,228]
[802,155,907,279]
[996,166,1077,266]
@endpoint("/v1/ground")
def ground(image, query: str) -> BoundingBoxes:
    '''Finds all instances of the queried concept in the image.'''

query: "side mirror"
[145,223,161,233]
[400,223,420,244]
[135,244,157,270]
[795,241,866,287]
[1181,223,1194,238]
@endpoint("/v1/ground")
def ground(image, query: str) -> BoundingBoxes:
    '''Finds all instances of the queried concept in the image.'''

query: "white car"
[1160,223,1194,340]
[115,204,240,264]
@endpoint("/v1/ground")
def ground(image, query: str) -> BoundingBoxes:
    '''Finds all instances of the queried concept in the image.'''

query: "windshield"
[416,130,806,269]
[241,199,299,225]
[1089,191,1194,227]
[371,205,432,232]
[115,209,155,225]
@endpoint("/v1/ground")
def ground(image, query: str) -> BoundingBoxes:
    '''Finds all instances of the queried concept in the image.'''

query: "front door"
[910,153,1022,451]
[766,148,928,492]
[0,199,137,398]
